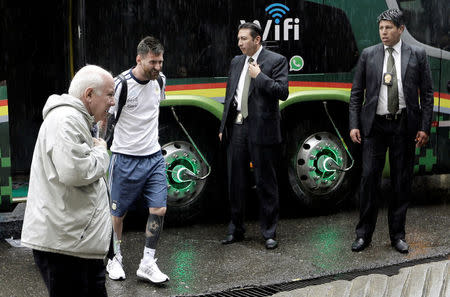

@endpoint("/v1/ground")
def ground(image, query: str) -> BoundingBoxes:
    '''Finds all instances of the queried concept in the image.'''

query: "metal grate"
[184,256,448,297]
[193,286,279,297]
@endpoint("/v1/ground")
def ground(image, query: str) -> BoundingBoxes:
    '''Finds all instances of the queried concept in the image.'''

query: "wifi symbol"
[265,3,290,24]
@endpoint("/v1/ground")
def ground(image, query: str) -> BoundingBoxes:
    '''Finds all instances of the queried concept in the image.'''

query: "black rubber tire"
[0,200,17,213]
[282,101,360,212]
[158,106,221,226]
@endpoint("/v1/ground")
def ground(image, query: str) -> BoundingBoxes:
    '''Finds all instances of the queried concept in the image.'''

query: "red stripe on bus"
[0,100,8,106]
[439,92,450,100]
[166,81,353,91]
[164,83,449,98]
[289,81,352,88]
[166,83,227,91]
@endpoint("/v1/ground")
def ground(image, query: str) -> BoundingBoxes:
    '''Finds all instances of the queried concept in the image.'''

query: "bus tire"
[282,102,359,212]
[158,107,220,225]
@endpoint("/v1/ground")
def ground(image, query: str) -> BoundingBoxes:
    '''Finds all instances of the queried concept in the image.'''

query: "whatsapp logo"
[289,56,304,71]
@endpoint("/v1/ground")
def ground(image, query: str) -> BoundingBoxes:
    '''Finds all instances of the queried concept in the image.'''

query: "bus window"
[398,0,450,51]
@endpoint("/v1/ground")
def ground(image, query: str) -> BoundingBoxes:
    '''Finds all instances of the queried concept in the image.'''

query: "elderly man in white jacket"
[21,65,115,297]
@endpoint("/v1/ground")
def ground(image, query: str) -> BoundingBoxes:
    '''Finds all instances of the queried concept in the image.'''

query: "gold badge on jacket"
[383,72,393,86]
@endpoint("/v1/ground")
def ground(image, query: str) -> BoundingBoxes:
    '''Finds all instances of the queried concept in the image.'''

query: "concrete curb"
[273,260,449,297]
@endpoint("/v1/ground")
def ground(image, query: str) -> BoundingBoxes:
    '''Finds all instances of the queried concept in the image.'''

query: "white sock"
[143,247,155,261]
[114,239,122,254]
[115,251,123,263]
[114,240,122,262]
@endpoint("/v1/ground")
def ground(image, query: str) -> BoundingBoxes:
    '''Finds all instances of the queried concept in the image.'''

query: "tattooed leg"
[145,214,164,249]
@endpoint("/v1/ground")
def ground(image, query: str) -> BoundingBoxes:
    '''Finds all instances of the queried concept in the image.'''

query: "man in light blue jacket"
[21,65,115,297]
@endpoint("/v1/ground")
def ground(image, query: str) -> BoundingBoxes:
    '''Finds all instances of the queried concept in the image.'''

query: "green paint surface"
[1,157,11,167]
[0,85,7,100]
[161,95,223,120]
[0,85,11,207]
[418,149,437,172]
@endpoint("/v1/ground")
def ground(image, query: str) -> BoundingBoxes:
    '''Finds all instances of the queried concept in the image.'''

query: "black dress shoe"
[265,238,278,249]
[351,237,371,252]
[391,239,409,254]
[221,234,244,245]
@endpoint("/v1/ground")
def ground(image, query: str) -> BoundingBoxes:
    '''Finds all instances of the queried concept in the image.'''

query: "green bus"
[1,0,448,223]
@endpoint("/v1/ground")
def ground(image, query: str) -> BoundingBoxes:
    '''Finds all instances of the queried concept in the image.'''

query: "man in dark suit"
[218,22,289,249]
[349,9,433,253]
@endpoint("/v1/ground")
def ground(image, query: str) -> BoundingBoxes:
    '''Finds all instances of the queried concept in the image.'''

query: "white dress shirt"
[235,45,263,111]
[377,40,406,115]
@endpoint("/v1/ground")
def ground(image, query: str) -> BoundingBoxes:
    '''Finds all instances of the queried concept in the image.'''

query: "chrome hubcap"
[294,132,347,196]
[161,141,207,206]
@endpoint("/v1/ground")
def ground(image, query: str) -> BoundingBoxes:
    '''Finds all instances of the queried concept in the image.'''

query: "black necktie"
[241,57,254,119]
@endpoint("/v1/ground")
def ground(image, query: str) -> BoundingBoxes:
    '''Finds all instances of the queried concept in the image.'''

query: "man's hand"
[350,129,361,144]
[415,131,429,148]
[93,137,107,149]
[248,61,261,78]
[218,133,222,142]
[96,120,107,138]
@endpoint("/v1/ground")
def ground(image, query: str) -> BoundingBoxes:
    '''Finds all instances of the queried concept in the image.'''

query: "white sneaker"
[106,256,126,280]
[136,258,169,283]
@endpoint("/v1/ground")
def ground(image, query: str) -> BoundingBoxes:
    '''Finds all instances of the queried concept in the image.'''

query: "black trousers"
[356,114,415,242]
[226,121,280,239]
[33,250,108,297]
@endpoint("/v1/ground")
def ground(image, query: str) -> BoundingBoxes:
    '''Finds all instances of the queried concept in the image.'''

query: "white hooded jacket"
[21,94,112,259]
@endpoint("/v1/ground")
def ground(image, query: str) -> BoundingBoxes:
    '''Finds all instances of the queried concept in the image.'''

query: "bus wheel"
[285,114,357,211]
[163,140,207,203]
[159,107,219,225]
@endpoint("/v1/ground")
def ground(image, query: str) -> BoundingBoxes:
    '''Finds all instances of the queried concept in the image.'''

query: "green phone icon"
[290,56,304,71]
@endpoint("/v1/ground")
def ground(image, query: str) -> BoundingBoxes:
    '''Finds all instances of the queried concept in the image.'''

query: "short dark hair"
[137,36,164,56]
[377,9,404,28]
[238,22,263,40]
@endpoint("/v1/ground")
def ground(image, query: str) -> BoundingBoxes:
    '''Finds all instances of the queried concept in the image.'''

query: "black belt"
[376,109,405,121]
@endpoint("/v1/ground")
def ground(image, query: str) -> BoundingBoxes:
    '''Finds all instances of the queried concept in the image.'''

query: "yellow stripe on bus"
[289,86,351,92]
[166,86,351,97]
[167,89,226,97]
[166,88,446,109]
[0,106,8,116]
[437,97,450,109]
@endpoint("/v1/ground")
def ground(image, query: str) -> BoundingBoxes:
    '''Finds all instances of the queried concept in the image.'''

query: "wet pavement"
[0,175,449,297]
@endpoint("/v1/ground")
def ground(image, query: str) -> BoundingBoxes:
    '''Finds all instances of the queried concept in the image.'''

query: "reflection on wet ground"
[169,242,196,295]
[108,203,449,296]
[0,175,448,297]
[310,225,344,271]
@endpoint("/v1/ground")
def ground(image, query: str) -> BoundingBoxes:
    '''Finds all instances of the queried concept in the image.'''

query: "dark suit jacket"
[219,48,289,145]
[349,42,433,138]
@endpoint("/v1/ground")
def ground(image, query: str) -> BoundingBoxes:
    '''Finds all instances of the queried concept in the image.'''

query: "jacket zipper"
[79,208,97,240]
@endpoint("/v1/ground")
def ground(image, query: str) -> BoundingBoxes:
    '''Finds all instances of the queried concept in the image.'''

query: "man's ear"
[255,35,261,45]
[84,87,94,102]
